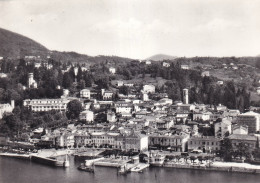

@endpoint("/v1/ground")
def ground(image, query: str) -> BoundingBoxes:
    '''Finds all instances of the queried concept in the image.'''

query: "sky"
[0,0,260,59]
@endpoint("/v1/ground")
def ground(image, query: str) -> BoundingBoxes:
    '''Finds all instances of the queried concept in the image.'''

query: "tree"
[62,73,73,89]
[119,86,129,95]
[190,156,197,163]
[66,100,83,119]
[220,138,233,162]
[236,142,251,160]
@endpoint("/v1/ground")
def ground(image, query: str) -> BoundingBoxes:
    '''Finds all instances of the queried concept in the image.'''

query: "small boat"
[78,163,95,173]
[131,166,143,173]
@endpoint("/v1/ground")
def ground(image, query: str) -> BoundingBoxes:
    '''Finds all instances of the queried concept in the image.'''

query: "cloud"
[192,18,244,32]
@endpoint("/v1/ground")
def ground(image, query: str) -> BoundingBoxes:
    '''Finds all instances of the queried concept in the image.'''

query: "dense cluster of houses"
[14,79,260,154]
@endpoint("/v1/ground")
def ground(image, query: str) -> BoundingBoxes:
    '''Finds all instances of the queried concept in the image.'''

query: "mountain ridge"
[146,54,177,61]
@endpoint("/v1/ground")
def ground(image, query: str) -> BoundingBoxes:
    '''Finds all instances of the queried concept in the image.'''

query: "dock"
[94,158,129,167]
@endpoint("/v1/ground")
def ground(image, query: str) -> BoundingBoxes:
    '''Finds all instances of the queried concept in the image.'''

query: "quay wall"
[31,155,64,167]
[163,163,260,174]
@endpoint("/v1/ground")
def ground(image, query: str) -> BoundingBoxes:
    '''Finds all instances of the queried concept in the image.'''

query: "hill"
[146,54,177,61]
[0,28,49,58]
[0,27,135,64]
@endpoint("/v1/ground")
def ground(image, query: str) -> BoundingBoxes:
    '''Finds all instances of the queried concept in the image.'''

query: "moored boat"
[78,163,95,173]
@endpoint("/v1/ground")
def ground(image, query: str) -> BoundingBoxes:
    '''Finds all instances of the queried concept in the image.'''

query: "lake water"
[0,156,260,183]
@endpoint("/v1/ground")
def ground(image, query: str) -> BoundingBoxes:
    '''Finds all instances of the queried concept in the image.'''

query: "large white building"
[0,100,15,119]
[23,98,70,112]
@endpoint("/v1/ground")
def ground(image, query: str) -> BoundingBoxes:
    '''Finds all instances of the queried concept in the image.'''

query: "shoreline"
[1,153,260,174]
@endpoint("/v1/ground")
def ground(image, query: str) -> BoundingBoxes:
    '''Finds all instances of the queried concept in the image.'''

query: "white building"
[23,98,70,112]
[0,73,7,78]
[163,62,170,67]
[62,89,69,98]
[0,100,15,119]
[214,118,232,138]
[181,65,190,70]
[232,125,248,135]
[145,60,151,65]
[217,81,224,85]
[257,87,260,95]
[109,67,116,74]
[115,101,133,114]
[116,80,124,87]
[101,89,113,100]
[79,110,94,123]
[143,84,155,94]
[201,71,210,77]
[28,73,37,88]
[107,111,117,123]
[80,89,91,99]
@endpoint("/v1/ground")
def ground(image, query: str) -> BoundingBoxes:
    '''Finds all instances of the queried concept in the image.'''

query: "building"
[232,125,248,135]
[145,60,151,65]
[201,71,210,77]
[109,67,116,74]
[107,111,116,123]
[217,81,224,85]
[54,133,74,148]
[257,87,260,95]
[0,73,7,78]
[23,98,71,112]
[228,134,258,152]
[28,73,37,88]
[62,89,69,98]
[79,110,94,123]
[163,62,170,67]
[116,80,124,87]
[80,89,91,99]
[143,84,155,94]
[101,89,113,100]
[124,131,148,152]
[188,136,221,153]
[142,93,149,101]
[115,101,133,114]
[0,100,15,119]
[181,65,189,70]
[214,118,232,138]
[183,89,189,104]
[236,111,260,133]
[193,112,212,121]
[149,134,189,152]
